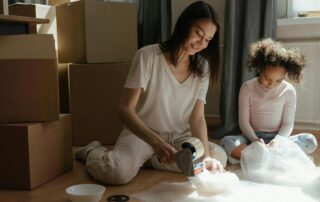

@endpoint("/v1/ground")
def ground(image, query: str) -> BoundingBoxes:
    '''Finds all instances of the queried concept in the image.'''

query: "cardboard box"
[9,3,58,49]
[1,0,8,15]
[58,63,70,113]
[0,34,59,123]
[69,63,130,145]
[0,114,73,190]
[56,0,137,63]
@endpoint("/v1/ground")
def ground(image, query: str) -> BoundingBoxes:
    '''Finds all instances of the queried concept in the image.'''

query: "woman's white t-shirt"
[124,44,210,134]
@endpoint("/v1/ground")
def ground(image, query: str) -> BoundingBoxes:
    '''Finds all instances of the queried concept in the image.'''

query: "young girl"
[75,1,227,185]
[220,38,318,164]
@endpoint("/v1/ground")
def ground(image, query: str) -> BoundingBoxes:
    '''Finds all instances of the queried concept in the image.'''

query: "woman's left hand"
[202,156,224,173]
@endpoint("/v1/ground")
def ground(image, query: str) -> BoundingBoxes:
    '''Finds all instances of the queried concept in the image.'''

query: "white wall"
[171,0,225,119]
[277,18,320,130]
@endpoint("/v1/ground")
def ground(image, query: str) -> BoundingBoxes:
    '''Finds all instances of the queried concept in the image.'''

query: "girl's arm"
[277,88,296,137]
[118,87,176,164]
[238,85,259,142]
[189,100,210,157]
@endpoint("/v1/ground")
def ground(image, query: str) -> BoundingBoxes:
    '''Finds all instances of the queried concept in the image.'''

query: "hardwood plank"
[0,130,319,201]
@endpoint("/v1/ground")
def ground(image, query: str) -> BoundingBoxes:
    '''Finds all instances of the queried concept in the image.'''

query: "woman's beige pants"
[86,129,227,185]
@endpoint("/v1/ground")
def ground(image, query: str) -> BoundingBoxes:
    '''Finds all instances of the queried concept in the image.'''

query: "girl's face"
[183,19,217,56]
[258,65,287,89]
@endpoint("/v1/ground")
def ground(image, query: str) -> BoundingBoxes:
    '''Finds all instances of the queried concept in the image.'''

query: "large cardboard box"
[56,0,137,63]
[9,3,58,49]
[58,63,70,113]
[69,63,130,145]
[1,0,8,14]
[0,114,73,190]
[0,34,59,123]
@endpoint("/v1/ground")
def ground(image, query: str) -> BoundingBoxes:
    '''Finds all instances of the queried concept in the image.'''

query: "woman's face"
[183,19,217,55]
[258,65,287,89]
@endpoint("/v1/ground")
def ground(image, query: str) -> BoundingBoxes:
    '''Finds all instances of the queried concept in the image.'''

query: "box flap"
[0,34,56,59]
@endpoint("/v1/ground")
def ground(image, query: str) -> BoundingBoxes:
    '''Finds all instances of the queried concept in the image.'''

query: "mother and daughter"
[75,1,318,185]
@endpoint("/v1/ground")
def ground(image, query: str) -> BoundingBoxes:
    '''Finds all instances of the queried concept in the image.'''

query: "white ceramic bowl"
[66,184,105,202]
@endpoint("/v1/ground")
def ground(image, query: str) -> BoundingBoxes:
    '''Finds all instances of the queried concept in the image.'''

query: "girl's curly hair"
[247,38,306,83]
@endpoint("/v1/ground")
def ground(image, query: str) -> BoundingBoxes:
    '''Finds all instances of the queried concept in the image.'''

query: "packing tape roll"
[180,137,204,160]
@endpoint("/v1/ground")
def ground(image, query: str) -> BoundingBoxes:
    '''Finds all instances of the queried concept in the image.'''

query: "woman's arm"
[189,100,210,158]
[118,88,176,163]
[189,100,223,171]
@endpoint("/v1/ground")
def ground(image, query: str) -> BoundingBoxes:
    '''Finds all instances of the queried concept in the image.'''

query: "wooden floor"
[0,131,319,202]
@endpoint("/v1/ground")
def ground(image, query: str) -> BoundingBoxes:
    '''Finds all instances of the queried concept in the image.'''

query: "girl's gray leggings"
[220,132,318,156]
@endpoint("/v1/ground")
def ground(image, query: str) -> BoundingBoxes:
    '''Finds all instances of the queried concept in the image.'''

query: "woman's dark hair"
[159,1,220,84]
[248,38,306,83]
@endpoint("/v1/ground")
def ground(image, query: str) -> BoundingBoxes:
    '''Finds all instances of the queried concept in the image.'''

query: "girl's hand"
[153,139,177,164]
[267,139,277,147]
[202,156,224,173]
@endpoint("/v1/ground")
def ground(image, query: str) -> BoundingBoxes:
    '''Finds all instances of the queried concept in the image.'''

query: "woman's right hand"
[153,138,177,164]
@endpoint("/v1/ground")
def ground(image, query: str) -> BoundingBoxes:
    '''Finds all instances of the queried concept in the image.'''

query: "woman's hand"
[153,138,177,164]
[202,156,224,173]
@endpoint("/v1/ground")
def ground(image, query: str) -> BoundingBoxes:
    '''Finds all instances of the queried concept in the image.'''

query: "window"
[277,0,320,18]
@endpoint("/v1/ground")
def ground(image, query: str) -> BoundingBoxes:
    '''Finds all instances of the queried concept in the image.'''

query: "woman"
[75,1,227,185]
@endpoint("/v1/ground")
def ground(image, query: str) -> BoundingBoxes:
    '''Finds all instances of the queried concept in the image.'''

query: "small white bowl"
[66,184,105,202]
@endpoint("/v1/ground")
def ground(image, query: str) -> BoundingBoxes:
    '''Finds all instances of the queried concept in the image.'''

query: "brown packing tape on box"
[0,114,73,190]
[69,63,130,145]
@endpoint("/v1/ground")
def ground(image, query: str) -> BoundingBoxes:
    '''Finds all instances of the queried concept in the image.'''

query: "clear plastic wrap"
[132,136,320,202]
[241,135,319,187]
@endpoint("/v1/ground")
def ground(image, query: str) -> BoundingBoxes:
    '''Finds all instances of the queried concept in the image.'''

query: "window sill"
[277,17,320,26]
[277,17,320,40]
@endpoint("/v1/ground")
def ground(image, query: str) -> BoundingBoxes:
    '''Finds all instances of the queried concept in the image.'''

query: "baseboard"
[294,120,320,131]
[205,115,320,133]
